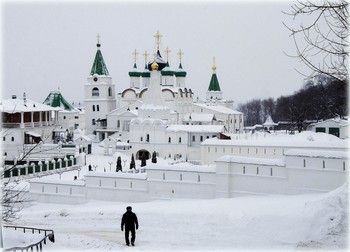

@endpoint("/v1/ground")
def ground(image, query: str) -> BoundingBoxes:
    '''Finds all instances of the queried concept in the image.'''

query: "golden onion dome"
[151,61,159,70]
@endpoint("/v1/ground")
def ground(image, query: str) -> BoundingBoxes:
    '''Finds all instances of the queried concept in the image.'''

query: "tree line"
[236,75,348,127]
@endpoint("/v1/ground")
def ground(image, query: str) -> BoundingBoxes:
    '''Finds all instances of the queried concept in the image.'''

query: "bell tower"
[84,34,116,135]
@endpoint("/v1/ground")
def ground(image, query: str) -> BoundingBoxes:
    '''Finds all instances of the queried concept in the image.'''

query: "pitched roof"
[90,44,110,76]
[43,91,75,111]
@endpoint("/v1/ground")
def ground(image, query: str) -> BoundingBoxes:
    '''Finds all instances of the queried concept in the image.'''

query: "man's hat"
[126,206,132,210]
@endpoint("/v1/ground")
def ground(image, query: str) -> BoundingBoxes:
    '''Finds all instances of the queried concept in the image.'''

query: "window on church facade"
[200,136,203,142]
[97,105,99,111]
[179,137,181,143]
[92,87,99,96]
[146,134,150,142]
[168,137,171,143]
[92,105,95,112]
[108,87,112,96]
[92,119,96,125]
[192,135,195,141]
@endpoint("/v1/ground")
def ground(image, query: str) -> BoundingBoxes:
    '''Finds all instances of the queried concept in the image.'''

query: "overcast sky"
[2,0,312,107]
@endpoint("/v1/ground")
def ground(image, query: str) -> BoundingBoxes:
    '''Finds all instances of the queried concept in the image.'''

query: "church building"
[86,32,243,162]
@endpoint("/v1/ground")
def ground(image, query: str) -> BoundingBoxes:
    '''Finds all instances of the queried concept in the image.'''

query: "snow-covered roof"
[216,155,285,166]
[85,171,147,180]
[0,98,61,113]
[146,163,216,173]
[310,117,349,127]
[43,91,76,112]
[183,113,214,122]
[193,102,242,115]
[285,149,349,159]
[263,115,278,127]
[107,100,143,116]
[74,135,92,142]
[166,125,224,133]
[202,131,348,149]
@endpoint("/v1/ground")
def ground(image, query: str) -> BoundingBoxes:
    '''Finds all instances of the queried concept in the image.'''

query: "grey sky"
[2,1,311,107]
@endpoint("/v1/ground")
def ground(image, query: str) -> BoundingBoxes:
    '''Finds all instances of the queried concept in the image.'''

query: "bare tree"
[283,0,348,82]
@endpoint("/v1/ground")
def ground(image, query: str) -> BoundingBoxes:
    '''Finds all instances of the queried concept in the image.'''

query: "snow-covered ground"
[3,131,349,251]
[3,183,347,251]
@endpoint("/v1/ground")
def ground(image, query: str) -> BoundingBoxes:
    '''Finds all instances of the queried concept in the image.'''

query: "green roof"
[129,63,142,77]
[161,62,175,76]
[174,63,187,77]
[208,73,221,91]
[43,91,75,111]
[90,44,110,76]
[142,64,151,77]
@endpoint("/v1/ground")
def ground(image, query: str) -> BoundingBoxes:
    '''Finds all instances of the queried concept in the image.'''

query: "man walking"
[121,206,139,246]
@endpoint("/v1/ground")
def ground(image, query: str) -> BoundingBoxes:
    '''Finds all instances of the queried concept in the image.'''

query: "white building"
[0,94,60,160]
[307,117,349,139]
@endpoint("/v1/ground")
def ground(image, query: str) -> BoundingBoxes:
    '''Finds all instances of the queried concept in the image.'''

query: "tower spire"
[207,57,221,92]
[90,34,109,76]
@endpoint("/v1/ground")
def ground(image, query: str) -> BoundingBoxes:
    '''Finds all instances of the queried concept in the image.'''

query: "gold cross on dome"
[97,33,101,44]
[164,47,171,62]
[132,49,138,64]
[154,31,162,50]
[143,50,149,65]
[177,49,184,64]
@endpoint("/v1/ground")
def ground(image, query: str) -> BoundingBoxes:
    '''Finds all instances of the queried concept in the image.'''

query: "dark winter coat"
[121,210,139,231]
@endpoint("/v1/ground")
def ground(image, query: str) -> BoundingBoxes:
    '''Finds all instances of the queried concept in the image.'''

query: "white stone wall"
[147,165,216,199]
[201,141,348,165]
[28,149,348,204]
[29,180,86,204]
[84,173,149,202]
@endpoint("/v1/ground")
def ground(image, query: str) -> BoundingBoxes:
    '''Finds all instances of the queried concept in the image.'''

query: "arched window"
[92,105,95,111]
[108,87,112,96]
[97,105,100,111]
[92,119,96,125]
[92,87,99,96]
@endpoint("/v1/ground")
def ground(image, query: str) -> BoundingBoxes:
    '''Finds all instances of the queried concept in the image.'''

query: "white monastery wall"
[28,149,348,204]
